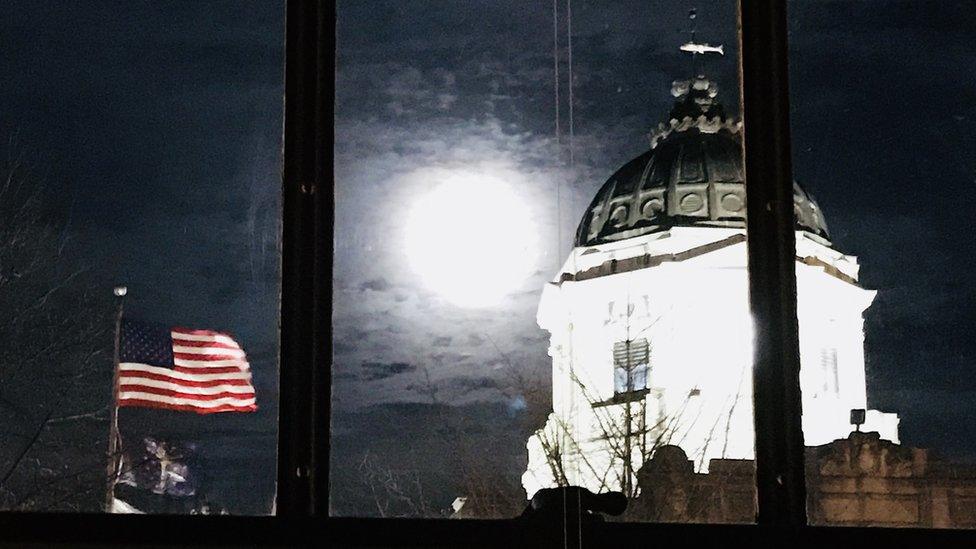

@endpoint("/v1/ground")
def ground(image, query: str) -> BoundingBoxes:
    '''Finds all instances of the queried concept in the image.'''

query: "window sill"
[3,513,976,548]
[592,388,652,408]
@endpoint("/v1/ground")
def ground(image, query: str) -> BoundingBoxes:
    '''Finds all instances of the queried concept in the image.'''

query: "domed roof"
[575,76,830,247]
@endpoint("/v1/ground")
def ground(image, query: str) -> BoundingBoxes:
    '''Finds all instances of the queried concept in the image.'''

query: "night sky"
[788,1,976,456]
[1,0,974,518]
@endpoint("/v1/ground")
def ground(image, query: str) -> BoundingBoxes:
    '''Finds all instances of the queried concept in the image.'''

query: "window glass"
[0,2,282,514]
[789,1,976,528]
[613,339,650,394]
[333,0,758,523]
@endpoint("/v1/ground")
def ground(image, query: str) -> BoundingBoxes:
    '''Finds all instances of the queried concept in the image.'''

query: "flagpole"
[105,285,127,512]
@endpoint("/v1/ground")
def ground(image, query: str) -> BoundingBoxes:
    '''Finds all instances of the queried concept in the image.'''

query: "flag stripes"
[173,357,249,367]
[173,347,246,358]
[117,400,257,414]
[119,363,252,382]
[117,321,257,414]
[119,377,254,395]
[119,387,255,402]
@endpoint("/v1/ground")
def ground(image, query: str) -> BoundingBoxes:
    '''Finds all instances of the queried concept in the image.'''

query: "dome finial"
[663,8,727,126]
[679,7,724,75]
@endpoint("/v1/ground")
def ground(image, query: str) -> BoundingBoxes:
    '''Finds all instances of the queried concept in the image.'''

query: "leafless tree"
[525,287,749,509]
[331,299,747,520]
[403,324,746,519]
[354,450,441,518]
[0,146,114,511]
[414,365,530,518]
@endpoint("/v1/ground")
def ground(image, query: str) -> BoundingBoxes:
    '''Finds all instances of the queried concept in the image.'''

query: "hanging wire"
[566,0,575,167]
[689,7,701,77]
[553,0,562,271]
[553,0,561,146]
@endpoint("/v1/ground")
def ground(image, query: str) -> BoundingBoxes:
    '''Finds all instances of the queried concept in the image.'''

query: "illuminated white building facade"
[522,74,899,498]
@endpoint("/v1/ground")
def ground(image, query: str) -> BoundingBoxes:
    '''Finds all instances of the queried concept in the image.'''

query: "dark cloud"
[359,278,392,292]
[429,352,473,367]
[361,361,417,382]
[518,334,547,346]
[347,328,370,341]
[333,340,355,355]
[445,376,500,395]
[431,336,453,347]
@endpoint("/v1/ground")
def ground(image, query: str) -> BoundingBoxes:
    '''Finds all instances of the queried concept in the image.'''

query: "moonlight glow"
[405,171,535,307]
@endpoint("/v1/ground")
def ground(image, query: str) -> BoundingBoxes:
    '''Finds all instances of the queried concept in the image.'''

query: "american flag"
[117,319,257,414]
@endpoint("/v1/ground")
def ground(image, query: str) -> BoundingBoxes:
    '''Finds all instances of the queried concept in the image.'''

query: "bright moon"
[405,170,535,307]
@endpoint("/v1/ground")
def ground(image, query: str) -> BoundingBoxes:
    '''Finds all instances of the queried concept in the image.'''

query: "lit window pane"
[333,0,757,523]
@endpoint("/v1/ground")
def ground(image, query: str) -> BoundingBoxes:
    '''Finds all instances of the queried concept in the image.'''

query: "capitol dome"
[575,76,829,247]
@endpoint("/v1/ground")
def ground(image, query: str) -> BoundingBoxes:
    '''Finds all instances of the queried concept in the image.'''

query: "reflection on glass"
[333,0,758,522]
[790,1,976,529]
[525,67,763,522]
[0,3,282,514]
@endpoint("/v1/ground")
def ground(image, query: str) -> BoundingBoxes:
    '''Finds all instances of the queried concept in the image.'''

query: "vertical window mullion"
[738,0,807,527]
[279,0,333,517]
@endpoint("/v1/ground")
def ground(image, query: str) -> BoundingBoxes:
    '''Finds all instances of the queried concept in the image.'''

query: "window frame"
[612,338,651,395]
[2,1,976,546]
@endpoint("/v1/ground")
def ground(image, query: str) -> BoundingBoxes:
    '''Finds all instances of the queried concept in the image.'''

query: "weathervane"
[680,8,723,75]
